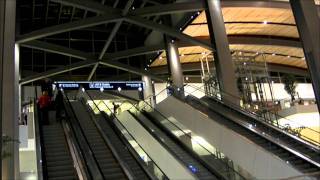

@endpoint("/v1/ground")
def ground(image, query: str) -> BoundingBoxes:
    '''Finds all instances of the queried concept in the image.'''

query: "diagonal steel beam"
[87,63,99,81]
[99,61,164,81]
[125,16,213,50]
[50,0,120,14]
[21,40,92,60]
[21,41,166,82]
[98,0,134,60]
[130,2,205,16]
[105,44,165,60]
[20,60,98,85]
[17,14,123,44]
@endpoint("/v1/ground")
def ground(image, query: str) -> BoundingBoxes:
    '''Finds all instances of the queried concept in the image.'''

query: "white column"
[1,0,20,178]
[166,38,184,96]
[142,75,155,107]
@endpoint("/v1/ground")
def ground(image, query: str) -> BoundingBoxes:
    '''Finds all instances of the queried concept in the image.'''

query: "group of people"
[38,89,64,125]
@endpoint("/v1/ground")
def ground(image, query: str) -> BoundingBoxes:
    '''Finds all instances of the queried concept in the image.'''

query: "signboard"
[55,81,143,91]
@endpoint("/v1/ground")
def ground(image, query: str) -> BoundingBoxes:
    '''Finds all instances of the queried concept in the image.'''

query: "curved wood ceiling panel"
[151,4,319,69]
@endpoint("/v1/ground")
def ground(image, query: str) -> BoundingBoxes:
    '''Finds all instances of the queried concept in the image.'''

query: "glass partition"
[127,100,251,180]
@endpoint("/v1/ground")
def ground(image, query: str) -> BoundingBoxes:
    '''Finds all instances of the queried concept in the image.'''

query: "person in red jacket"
[38,91,51,125]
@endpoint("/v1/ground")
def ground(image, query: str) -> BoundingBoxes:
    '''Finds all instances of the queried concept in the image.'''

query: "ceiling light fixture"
[263,20,268,24]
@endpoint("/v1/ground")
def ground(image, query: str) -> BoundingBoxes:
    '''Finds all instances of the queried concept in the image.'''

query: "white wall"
[116,111,196,180]
[154,83,315,103]
[156,96,303,179]
[260,83,315,101]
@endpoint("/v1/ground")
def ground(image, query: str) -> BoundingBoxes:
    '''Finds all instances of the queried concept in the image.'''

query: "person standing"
[38,91,51,125]
[55,90,64,122]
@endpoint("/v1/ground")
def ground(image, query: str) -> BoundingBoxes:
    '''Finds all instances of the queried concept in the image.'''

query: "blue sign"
[55,81,143,91]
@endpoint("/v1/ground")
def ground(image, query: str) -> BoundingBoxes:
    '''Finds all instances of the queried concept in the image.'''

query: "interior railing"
[177,83,320,148]
[125,99,250,180]
[83,90,169,180]
[62,92,105,179]
[33,97,46,180]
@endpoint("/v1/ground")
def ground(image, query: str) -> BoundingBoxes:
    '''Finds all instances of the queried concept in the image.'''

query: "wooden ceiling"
[151,4,317,69]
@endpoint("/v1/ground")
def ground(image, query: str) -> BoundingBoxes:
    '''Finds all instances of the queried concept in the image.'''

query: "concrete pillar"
[290,0,320,112]
[204,0,239,105]
[142,75,155,107]
[1,0,20,179]
[165,37,184,96]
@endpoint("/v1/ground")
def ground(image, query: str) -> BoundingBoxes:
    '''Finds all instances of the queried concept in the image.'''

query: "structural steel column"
[1,0,20,179]
[0,0,4,177]
[142,75,155,107]
[204,0,239,104]
[165,37,184,96]
[290,0,320,112]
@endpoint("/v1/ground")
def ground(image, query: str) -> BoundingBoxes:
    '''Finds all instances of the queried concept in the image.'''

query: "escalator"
[69,100,150,179]
[69,101,128,179]
[34,102,79,180]
[126,103,245,180]
[42,124,78,180]
[182,93,320,175]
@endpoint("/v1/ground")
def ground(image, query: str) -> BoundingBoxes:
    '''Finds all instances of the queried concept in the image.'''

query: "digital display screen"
[55,81,143,91]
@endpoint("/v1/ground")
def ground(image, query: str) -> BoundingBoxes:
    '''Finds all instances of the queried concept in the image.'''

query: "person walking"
[38,91,51,125]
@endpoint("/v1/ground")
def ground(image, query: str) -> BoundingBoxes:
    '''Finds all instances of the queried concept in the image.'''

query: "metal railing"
[125,99,249,180]
[181,83,320,147]
[83,90,169,180]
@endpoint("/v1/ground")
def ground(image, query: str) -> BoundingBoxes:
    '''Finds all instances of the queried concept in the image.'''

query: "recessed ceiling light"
[263,20,268,24]
[159,56,163,59]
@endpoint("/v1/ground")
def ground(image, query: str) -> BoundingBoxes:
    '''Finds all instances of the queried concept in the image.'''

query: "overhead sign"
[55,81,143,91]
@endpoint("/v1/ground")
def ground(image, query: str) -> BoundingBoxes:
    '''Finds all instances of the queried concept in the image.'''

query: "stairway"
[42,123,77,180]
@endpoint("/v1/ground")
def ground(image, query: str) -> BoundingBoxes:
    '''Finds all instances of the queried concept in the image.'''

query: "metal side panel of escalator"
[183,95,320,176]
[79,100,150,180]
[128,110,221,180]
[34,105,79,180]
[69,100,130,180]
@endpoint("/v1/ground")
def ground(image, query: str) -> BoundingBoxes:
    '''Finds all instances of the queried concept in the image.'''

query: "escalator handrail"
[78,98,134,180]
[186,83,320,134]
[127,110,219,180]
[62,92,104,180]
[33,98,47,180]
[84,91,169,180]
[127,101,247,180]
[180,84,320,149]
[79,98,154,179]
[60,119,91,180]
[184,95,320,168]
